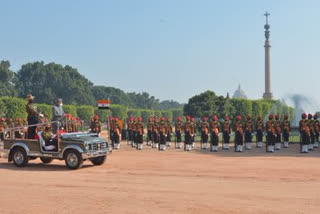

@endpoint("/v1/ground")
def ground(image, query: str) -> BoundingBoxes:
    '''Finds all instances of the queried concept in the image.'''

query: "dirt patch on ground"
[1,139,320,214]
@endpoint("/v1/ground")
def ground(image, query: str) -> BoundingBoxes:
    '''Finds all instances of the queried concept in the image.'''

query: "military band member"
[274,115,282,150]
[113,117,122,149]
[152,117,160,148]
[300,113,310,153]
[244,115,253,150]
[175,117,183,149]
[281,115,291,148]
[147,117,154,146]
[166,118,173,147]
[210,115,220,152]
[234,115,244,152]
[136,117,144,150]
[0,117,7,141]
[314,114,320,148]
[266,114,276,152]
[307,114,315,151]
[200,117,210,150]
[222,116,231,150]
[184,115,193,151]
[255,116,264,148]
[159,117,167,151]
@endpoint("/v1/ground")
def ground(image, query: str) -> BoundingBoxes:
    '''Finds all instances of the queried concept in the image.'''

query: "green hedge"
[127,109,141,117]
[94,108,111,122]
[63,105,78,117]
[111,104,127,120]
[77,105,94,122]
[36,104,53,120]
[0,96,27,120]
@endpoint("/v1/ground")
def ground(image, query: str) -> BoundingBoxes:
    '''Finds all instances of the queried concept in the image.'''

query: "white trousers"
[257,142,263,148]
[177,142,183,149]
[236,145,243,152]
[302,145,309,153]
[185,144,192,151]
[223,143,230,149]
[114,143,120,149]
[314,142,319,148]
[153,143,159,148]
[211,145,218,152]
[283,141,289,148]
[166,142,171,147]
[275,142,281,150]
[202,143,208,149]
[147,141,152,146]
[245,142,252,150]
[267,145,275,152]
[137,144,143,150]
[159,144,166,151]
[308,144,314,150]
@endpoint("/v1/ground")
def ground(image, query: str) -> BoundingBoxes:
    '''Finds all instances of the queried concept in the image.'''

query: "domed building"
[232,84,247,99]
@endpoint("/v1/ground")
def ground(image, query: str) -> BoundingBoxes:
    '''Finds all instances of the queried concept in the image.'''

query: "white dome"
[232,85,247,99]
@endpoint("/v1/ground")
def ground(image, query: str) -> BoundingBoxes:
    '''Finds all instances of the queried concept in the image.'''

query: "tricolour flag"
[97,100,111,109]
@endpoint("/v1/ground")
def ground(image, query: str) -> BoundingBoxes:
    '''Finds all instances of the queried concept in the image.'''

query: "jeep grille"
[88,142,106,151]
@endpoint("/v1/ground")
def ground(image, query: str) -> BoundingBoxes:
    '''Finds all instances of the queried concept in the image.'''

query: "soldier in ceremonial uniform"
[136,117,144,150]
[131,117,138,148]
[222,116,231,150]
[14,118,24,139]
[26,94,41,139]
[266,114,276,152]
[166,118,173,147]
[184,115,193,151]
[175,117,183,149]
[281,115,291,148]
[200,117,210,150]
[147,117,154,146]
[91,115,101,134]
[274,115,282,150]
[152,117,160,148]
[7,118,14,138]
[300,113,310,153]
[210,115,220,152]
[244,115,253,150]
[113,117,122,149]
[307,114,315,151]
[314,114,320,148]
[255,116,264,148]
[127,117,134,145]
[158,117,167,151]
[0,117,7,141]
[234,115,244,152]
[191,118,196,148]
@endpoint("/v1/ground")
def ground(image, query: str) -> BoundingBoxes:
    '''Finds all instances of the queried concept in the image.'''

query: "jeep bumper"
[82,150,108,159]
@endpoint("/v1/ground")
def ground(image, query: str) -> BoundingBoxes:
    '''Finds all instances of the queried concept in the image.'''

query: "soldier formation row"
[108,113,320,153]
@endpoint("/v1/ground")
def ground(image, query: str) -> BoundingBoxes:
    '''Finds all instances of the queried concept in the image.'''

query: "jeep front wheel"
[65,150,83,170]
[12,147,28,167]
[40,157,53,164]
[90,155,106,165]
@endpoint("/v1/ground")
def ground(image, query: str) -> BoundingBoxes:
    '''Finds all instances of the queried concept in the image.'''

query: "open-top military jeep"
[0,123,110,170]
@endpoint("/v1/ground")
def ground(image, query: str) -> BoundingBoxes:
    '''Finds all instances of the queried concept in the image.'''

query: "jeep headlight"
[85,143,89,151]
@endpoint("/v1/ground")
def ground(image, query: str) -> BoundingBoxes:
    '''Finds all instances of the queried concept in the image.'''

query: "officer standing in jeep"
[52,98,64,134]
[26,94,41,139]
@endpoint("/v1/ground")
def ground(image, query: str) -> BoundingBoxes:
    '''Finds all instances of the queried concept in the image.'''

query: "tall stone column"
[263,12,273,100]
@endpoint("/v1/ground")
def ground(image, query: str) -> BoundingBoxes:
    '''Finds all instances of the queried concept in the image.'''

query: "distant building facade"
[232,85,247,99]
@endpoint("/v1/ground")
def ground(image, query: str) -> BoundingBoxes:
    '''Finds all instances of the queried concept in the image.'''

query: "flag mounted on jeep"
[97,100,110,110]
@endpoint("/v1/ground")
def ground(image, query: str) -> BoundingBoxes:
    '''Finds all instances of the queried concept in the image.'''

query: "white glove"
[39,114,44,118]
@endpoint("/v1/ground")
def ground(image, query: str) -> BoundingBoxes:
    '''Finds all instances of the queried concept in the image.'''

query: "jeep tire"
[65,150,83,170]
[40,157,53,164]
[12,147,28,167]
[90,155,106,165]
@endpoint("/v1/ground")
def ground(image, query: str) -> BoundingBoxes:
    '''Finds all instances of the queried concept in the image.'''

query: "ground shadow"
[0,161,95,171]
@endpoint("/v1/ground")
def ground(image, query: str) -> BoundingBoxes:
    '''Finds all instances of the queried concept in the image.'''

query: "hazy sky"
[1,0,319,103]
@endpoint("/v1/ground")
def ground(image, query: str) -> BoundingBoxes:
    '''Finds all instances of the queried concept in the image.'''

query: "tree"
[183,91,218,117]
[92,86,130,106]
[16,61,95,105]
[157,100,184,110]
[0,60,17,96]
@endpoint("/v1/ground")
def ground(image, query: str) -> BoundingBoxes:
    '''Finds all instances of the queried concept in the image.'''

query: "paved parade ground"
[1,141,320,214]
